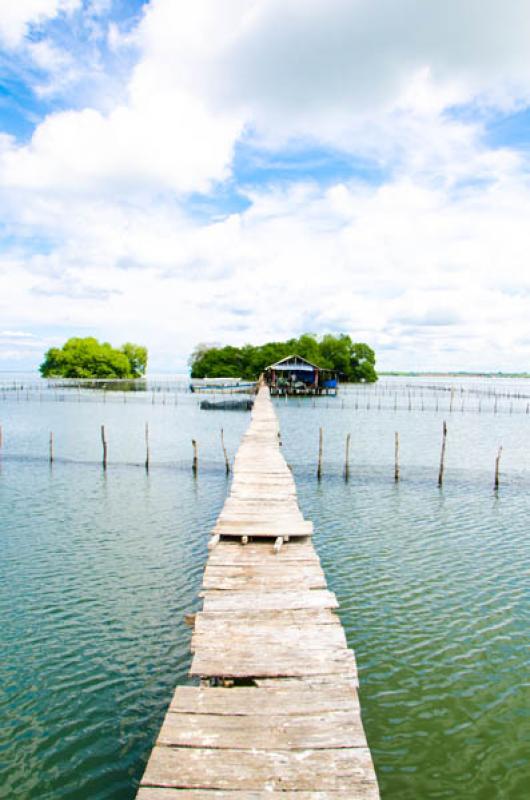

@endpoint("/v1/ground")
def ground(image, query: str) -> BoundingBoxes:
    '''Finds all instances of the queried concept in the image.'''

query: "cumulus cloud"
[0,0,81,48]
[3,0,530,370]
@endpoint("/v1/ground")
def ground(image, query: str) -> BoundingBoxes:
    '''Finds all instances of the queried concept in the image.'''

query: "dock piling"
[192,439,198,476]
[344,432,351,481]
[317,427,323,481]
[101,425,108,470]
[494,445,503,491]
[220,427,230,474]
[438,420,447,487]
[145,422,150,472]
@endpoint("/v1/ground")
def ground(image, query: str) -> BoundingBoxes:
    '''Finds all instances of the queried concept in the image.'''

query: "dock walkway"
[137,385,380,798]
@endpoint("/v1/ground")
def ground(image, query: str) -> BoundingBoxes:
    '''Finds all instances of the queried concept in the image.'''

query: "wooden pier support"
[344,432,351,481]
[101,424,108,470]
[317,426,323,481]
[438,420,447,487]
[220,427,230,474]
[494,445,503,491]
[136,385,380,799]
[192,439,198,476]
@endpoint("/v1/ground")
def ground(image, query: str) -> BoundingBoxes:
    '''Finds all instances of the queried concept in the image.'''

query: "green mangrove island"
[190,333,377,382]
[40,337,148,379]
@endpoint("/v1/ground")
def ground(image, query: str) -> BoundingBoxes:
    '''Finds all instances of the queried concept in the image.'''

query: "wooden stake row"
[0,420,505,488]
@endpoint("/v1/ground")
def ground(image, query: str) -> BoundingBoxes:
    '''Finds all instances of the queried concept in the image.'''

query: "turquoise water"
[1,379,529,799]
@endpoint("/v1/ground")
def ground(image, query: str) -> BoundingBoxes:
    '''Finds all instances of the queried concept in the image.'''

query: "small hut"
[264,355,338,396]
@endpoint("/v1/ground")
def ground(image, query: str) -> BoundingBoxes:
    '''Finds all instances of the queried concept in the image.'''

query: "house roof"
[266,354,321,371]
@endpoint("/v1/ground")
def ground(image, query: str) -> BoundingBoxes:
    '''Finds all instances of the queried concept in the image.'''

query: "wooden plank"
[203,564,324,578]
[206,542,319,565]
[255,675,359,688]
[137,791,379,800]
[201,575,326,591]
[189,646,357,679]
[195,608,342,626]
[140,746,378,791]
[201,589,338,612]
[191,624,346,651]
[202,564,326,591]
[137,791,379,799]
[157,710,368,750]
[168,685,360,716]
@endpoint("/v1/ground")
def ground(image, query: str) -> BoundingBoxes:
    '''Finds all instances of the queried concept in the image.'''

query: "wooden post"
[220,428,230,474]
[438,421,447,487]
[0,424,2,449]
[145,422,150,472]
[494,446,503,491]
[317,427,323,480]
[449,387,455,413]
[344,433,351,481]
[49,431,54,464]
[274,536,283,554]
[101,424,108,470]
[394,431,400,482]
[192,439,198,475]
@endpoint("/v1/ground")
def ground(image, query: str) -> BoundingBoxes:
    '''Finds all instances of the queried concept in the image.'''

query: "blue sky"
[2,0,530,373]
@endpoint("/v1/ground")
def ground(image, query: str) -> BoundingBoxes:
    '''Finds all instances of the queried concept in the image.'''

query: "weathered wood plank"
[206,542,319,565]
[140,746,378,791]
[202,564,326,591]
[157,710,368,749]
[201,589,338,612]
[189,646,357,679]
[192,619,346,650]
[195,608,341,626]
[138,791,379,800]
[168,685,360,716]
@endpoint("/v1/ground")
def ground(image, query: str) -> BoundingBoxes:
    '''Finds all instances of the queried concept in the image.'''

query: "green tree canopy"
[189,333,377,383]
[40,337,148,379]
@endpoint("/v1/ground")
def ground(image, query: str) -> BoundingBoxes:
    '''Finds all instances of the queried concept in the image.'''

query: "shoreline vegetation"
[380,371,530,378]
[190,333,378,382]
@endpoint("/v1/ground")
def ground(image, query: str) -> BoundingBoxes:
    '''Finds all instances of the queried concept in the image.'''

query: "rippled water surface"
[1,376,529,799]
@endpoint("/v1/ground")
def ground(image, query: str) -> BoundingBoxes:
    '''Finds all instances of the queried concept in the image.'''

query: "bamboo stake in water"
[317,427,323,480]
[192,439,198,476]
[101,424,108,470]
[49,431,54,464]
[438,421,447,487]
[220,427,230,474]
[145,422,150,472]
[344,433,351,481]
[0,424,2,449]
[494,445,503,491]
[394,431,400,482]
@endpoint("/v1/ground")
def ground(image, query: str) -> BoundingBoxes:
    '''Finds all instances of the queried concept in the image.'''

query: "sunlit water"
[1,376,529,799]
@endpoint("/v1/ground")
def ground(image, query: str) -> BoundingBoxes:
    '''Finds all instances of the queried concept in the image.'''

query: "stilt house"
[264,355,338,396]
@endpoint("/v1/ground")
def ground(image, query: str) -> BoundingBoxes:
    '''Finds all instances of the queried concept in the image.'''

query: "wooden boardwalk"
[137,385,380,799]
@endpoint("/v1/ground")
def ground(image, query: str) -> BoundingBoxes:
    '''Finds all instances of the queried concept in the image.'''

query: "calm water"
[1,377,529,799]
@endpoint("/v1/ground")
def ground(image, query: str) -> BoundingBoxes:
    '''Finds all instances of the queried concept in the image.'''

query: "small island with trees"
[190,333,377,383]
[40,337,148,379]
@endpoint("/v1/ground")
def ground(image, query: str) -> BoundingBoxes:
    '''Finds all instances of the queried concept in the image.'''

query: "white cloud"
[3,0,530,370]
[0,0,81,47]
